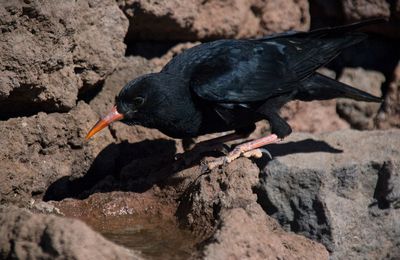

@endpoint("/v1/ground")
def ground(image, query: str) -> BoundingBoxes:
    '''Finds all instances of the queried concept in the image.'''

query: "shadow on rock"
[44,136,341,203]
[254,138,343,169]
[44,139,178,201]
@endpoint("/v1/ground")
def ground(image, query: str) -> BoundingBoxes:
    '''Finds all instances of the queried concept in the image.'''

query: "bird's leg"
[194,132,245,151]
[204,134,281,171]
[177,131,255,167]
[176,132,247,165]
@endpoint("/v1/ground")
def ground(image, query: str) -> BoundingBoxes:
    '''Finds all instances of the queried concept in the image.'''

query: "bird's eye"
[133,96,145,107]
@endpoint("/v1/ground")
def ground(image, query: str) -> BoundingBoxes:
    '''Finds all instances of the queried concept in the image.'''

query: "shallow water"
[88,215,199,260]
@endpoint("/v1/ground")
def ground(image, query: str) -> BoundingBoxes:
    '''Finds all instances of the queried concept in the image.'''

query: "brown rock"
[336,68,384,130]
[0,0,128,117]
[282,100,350,133]
[376,62,400,129]
[177,158,329,258]
[120,0,310,41]
[0,102,114,206]
[203,207,329,260]
[0,206,142,259]
[341,0,390,21]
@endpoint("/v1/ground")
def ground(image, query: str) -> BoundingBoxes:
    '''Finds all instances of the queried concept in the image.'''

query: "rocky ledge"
[1,129,399,259]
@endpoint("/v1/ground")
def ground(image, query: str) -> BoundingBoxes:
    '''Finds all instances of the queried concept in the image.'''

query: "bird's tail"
[297,73,382,102]
[257,18,386,41]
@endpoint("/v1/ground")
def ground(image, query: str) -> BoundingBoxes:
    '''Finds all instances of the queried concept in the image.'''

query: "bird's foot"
[201,148,271,173]
[200,134,279,173]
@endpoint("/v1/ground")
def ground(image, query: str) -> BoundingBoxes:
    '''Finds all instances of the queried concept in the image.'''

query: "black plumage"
[113,19,382,140]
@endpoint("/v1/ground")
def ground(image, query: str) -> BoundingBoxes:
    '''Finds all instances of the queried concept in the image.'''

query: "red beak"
[85,106,124,140]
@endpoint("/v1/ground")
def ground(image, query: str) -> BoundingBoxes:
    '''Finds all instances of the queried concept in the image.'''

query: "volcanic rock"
[119,0,310,41]
[0,0,128,118]
[256,129,400,259]
[0,206,142,260]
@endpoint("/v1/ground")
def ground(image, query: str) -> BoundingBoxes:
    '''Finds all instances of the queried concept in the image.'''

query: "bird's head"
[85,73,165,140]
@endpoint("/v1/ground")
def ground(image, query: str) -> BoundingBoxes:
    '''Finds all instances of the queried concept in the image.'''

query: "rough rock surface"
[377,63,400,129]
[177,159,329,259]
[0,0,128,118]
[0,206,142,260]
[310,0,400,38]
[119,0,310,41]
[202,207,328,260]
[282,100,350,133]
[256,130,400,259]
[0,102,114,206]
[341,0,391,21]
[336,68,384,130]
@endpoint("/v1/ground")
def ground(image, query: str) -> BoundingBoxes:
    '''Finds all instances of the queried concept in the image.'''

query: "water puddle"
[81,214,200,260]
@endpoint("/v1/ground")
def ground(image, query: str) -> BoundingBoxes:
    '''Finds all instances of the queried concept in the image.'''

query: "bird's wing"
[181,40,298,103]
[168,19,383,104]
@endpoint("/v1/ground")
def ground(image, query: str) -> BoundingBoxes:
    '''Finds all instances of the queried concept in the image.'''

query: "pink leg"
[205,134,280,171]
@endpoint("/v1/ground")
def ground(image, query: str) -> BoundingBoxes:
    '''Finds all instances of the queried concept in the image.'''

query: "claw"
[259,148,273,159]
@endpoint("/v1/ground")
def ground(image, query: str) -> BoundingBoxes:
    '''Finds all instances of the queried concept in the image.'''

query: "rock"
[376,62,400,129]
[177,158,329,259]
[256,130,400,259]
[202,207,329,260]
[120,0,310,41]
[0,102,114,206]
[341,0,391,21]
[0,0,128,118]
[0,206,142,259]
[310,0,400,38]
[282,100,350,134]
[336,68,384,130]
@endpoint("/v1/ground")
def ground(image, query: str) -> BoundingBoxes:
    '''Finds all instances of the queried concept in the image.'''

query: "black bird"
[86,19,383,169]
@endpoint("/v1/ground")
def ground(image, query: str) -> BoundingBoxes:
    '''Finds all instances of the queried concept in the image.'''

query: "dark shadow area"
[44,137,342,202]
[77,79,105,104]
[266,138,342,156]
[370,161,393,209]
[125,41,179,59]
[0,85,70,120]
[254,138,342,171]
[44,139,178,201]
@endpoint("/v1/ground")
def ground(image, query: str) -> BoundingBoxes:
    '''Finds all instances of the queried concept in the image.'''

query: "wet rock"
[0,102,114,206]
[120,0,310,41]
[53,191,176,221]
[376,62,400,129]
[256,130,400,259]
[0,0,128,118]
[177,158,329,258]
[0,206,142,260]
[336,68,384,130]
